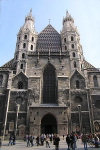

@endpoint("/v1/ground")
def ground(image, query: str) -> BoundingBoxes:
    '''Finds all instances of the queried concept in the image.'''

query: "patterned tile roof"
[36,24,61,52]
[0,59,14,69]
[84,60,95,69]
[83,60,99,71]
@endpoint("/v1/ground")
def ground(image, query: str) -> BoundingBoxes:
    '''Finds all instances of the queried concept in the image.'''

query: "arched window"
[74,61,77,68]
[0,75,3,86]
[64,38,66,43]
[24,35,27,39]
[19,37,20,41]
[20,64,23,69]
[93,75,98,87]
[32,37,34,41]
[23,43,26,48]
[22,53,25,59]
[31,45,33,50]
[65,46,67,50]
[76,80,80,89]
[72,44,74,49]
[73,52,75,57]
[18,81,23,89]
[71,36,74,41]
[18,45,19,49]
[43,63,58,104]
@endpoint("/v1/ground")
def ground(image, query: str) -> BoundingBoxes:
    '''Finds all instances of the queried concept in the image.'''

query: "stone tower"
[14,9,37,74]
[61,11,84,72]
[0,11,100,139]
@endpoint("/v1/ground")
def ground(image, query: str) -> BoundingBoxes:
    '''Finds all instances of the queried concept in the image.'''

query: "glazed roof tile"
[0,59,14,69]
[36,24,61,52]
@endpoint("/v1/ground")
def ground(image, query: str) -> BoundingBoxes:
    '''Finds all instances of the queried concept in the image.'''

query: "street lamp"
[78,104,82,134]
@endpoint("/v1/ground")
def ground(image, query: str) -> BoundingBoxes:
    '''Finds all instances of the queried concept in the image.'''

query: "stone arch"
[43,63,58,104]
[41,113,57,134]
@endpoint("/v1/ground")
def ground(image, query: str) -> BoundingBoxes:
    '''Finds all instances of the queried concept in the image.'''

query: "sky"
[0,0,100,68]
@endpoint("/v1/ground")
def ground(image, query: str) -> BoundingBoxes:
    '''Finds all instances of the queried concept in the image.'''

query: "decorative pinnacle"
[29,8,32,16]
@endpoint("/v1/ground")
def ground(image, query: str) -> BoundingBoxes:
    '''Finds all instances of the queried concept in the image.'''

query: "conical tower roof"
[36,24,61,52]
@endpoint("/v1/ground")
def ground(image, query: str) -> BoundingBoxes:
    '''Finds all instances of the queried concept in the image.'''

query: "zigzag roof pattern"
[36,24,61,52]
[0,59,14,68]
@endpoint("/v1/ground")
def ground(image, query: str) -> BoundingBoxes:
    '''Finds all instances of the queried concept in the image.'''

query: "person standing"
[54,134,60,150]
[26,135,30,147]
[82,134,88,150]
[0,138,2,150]
[66,134,71,150]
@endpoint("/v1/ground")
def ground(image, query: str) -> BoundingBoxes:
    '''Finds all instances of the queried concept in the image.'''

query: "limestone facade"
[0,10,100,138]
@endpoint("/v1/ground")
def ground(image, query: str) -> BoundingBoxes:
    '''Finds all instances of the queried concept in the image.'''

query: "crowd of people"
[0,132,100,149]
[25,133,100,149]
[25,133,60,150]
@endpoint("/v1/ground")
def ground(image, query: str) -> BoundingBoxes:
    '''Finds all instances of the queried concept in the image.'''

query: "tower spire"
[29,8,32,16]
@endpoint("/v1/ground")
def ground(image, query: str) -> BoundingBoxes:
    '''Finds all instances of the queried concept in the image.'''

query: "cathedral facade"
[0,10,100,138]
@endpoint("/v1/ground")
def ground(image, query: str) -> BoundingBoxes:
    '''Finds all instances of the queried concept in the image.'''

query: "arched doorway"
[41,114,57,134]
[43,63,58,104]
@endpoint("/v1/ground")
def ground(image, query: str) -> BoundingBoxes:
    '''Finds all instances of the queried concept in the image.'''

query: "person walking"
[30,135,34,146]
[45,136,50,148]
[66,134,71,150]
[26,135,30,147]
[54,134,60,150]
[36,135,40,146]
[70,133,76,150]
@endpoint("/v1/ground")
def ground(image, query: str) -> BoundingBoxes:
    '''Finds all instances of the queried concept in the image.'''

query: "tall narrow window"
[76,80,80,89]
[31,45,33,50]
[93,75,98,87]
[0,75,3,86]
[24,35,27,39]
[20,64,23,69]
[43,63,57,104]
[32,37,34,41]
[23,43,26,48]
[65,46,67,50]
[22,53,25,59]
[73,52,75,57]
[64,38,66,43]
[74,61,77,68]
[71,36,74,41]
[72,44,74,49]
[18,81,23,89]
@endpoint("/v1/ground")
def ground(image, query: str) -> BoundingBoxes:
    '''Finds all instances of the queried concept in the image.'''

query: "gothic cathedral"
[0,10,100,138]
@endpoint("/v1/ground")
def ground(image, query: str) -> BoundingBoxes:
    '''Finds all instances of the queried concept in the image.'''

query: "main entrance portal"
[41,114,57,134]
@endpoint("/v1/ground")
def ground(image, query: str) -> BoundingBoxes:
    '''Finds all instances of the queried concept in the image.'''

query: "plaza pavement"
[1,137,99,150]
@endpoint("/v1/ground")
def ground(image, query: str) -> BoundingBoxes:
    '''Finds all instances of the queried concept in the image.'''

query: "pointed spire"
[63,11,74,25]
[25,9,34,22]
[29,8,32,17]
[66,11,70,18]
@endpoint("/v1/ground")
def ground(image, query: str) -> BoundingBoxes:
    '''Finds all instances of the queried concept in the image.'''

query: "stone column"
[3,90,10,140]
